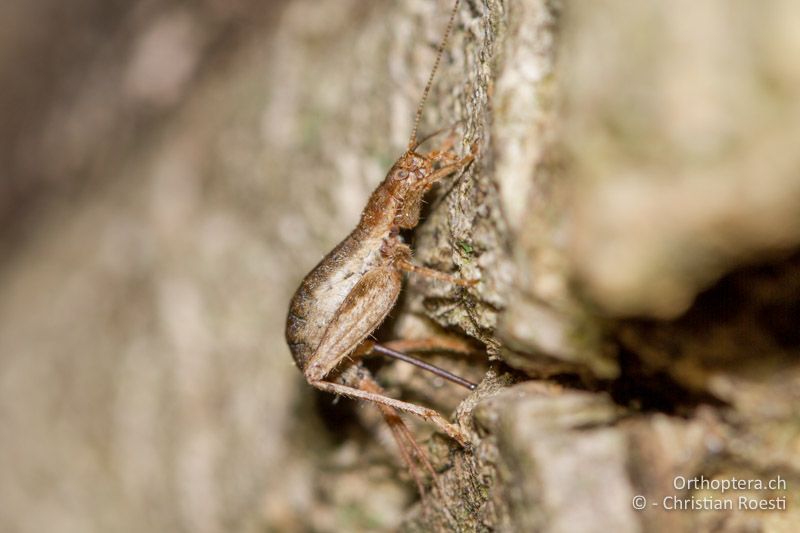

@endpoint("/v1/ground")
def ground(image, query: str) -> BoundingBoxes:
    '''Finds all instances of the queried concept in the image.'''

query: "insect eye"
[395,169,410,180]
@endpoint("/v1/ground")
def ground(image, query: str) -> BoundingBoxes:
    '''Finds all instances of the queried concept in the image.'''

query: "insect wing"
[308,267,403,378]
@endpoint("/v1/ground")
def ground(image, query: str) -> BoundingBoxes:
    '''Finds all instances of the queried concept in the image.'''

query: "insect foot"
[438,421,470,448]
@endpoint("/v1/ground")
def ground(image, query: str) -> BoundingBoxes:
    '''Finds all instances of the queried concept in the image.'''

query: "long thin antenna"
[408,0,462,149]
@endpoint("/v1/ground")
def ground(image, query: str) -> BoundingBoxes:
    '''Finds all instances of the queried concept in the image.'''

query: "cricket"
[285,0,478,493]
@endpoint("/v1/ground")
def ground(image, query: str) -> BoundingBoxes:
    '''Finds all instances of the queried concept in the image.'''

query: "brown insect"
[285,0,477,492]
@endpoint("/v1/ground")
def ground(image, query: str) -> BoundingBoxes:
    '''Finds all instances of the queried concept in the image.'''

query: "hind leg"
[358,374,441,496]
[310,378,469,446]
[381,336,478,356]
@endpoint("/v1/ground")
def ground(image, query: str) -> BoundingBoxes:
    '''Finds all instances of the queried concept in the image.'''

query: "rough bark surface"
[2,0,800,532]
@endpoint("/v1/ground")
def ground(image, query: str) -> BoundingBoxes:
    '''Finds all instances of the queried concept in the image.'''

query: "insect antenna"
[408,0,462,150]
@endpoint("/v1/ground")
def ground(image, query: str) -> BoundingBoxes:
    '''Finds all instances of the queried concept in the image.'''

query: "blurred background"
[0,0,404,531]
[2,0,800,532]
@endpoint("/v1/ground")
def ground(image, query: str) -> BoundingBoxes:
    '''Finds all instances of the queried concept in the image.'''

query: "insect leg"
[381,336,477,356]
[309,378,469,446]
[397,259,477,287]
[421,129,463,164]
[379,404,428,496]
[423,154,475,187]
[359,376,441,497]
[411,120,463,151]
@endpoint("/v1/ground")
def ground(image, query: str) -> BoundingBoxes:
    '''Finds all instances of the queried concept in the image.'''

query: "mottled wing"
[306,266,402,380]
